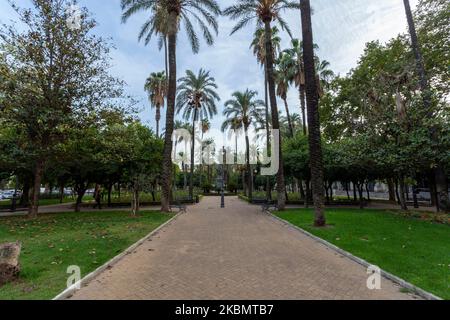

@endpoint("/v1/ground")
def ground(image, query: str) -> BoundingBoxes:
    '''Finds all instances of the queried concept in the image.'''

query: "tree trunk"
[403,0,448,211]
[264,66,272,201]
[155,106,161,137]
[59,184,64,204]
[28,159,44,218]
[345,182,350,200]
[395,180,401,205]
[300,0,326,226]
[263,20,286,210]
[366,183,371,202]
[20,179,30,207]
[299,179,305,200]
[399,176,408,211]
[74,185,87,213]
[189,109,198,200]
[358,183,364,209]
[435,167,449,212]
[299,85,307,136]
[305,179,310,208]
[245,128,252,202]
[164,36,169,83]
[283,98,294,137]
[387,178,396,202]
[161,11,178,213]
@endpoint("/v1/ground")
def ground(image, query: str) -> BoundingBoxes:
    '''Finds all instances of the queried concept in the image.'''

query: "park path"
[69,196,417,300]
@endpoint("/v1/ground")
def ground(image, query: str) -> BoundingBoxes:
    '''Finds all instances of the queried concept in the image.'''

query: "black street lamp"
[221,146,226,208]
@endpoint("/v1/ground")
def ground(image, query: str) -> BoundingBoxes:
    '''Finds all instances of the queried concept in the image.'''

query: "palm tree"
[224,0,300,210]
[315,58,335,97]
[203,138,215,185]
[199,118,211,186]
[174,121,192,190]
[121,0,221,212]
[300,0,326,227]
[402,0,448,210]
[144,71,167,137]
[282,39,319,135]
[275,53,294,137]
[176,69,220,200]
[134,4,170,77]
[222,90,265,202]
[250,26,281,201]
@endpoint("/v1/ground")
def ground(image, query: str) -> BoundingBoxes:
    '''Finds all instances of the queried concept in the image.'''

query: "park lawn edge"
[52,210,182,300]
[268,210,443,301]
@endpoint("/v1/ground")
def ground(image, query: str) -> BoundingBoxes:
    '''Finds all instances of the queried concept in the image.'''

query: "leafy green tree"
[0,0,127,217]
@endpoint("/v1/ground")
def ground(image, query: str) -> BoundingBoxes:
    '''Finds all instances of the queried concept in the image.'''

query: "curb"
[267,211,443,301]
[53,211,183,300]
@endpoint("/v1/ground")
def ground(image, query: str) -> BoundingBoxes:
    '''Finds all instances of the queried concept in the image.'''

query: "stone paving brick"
[70,196,419,300]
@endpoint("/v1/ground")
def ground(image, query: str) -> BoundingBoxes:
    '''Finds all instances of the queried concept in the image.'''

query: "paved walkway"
[69,196,417,300]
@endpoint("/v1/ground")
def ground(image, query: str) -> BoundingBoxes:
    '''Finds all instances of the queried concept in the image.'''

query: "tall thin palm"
[250,26,281,200]
[224,0,300,210]
[144,71,168,137]
[282,39,317,135]
[275,53,294,137]
[222,90,265,202]
[199,118,211,186]
[176,69,220,199]
[402,0,447,210]
[300,0,326,227]
[121,0,221,212]
[315,58,334,97]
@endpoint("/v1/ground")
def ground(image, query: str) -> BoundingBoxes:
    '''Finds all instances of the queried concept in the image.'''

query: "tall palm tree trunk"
[264,66,272,201]
[283,98,294,137]
[403,0,448,211]
[299,84,307,135]
[245,127,252,202]
[263,20,286,210]
[300,0,326,226]
[164,36,169,81]
[189,109,198,200]
[155,105,161,137]
[161,12,178,212]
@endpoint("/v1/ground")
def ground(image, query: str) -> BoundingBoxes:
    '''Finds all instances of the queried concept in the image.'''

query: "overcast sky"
[0,0,419,136]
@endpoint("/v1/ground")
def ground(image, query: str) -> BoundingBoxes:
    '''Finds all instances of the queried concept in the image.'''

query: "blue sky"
[0,0,419,134]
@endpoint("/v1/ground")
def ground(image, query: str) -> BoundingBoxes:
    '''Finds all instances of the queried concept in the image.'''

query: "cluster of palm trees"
[121,0,327,226]
[122,0,431,226]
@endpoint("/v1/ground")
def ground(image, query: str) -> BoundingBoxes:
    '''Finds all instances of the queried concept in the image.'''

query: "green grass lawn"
[0,210,173,300]
[276,209,450,299]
